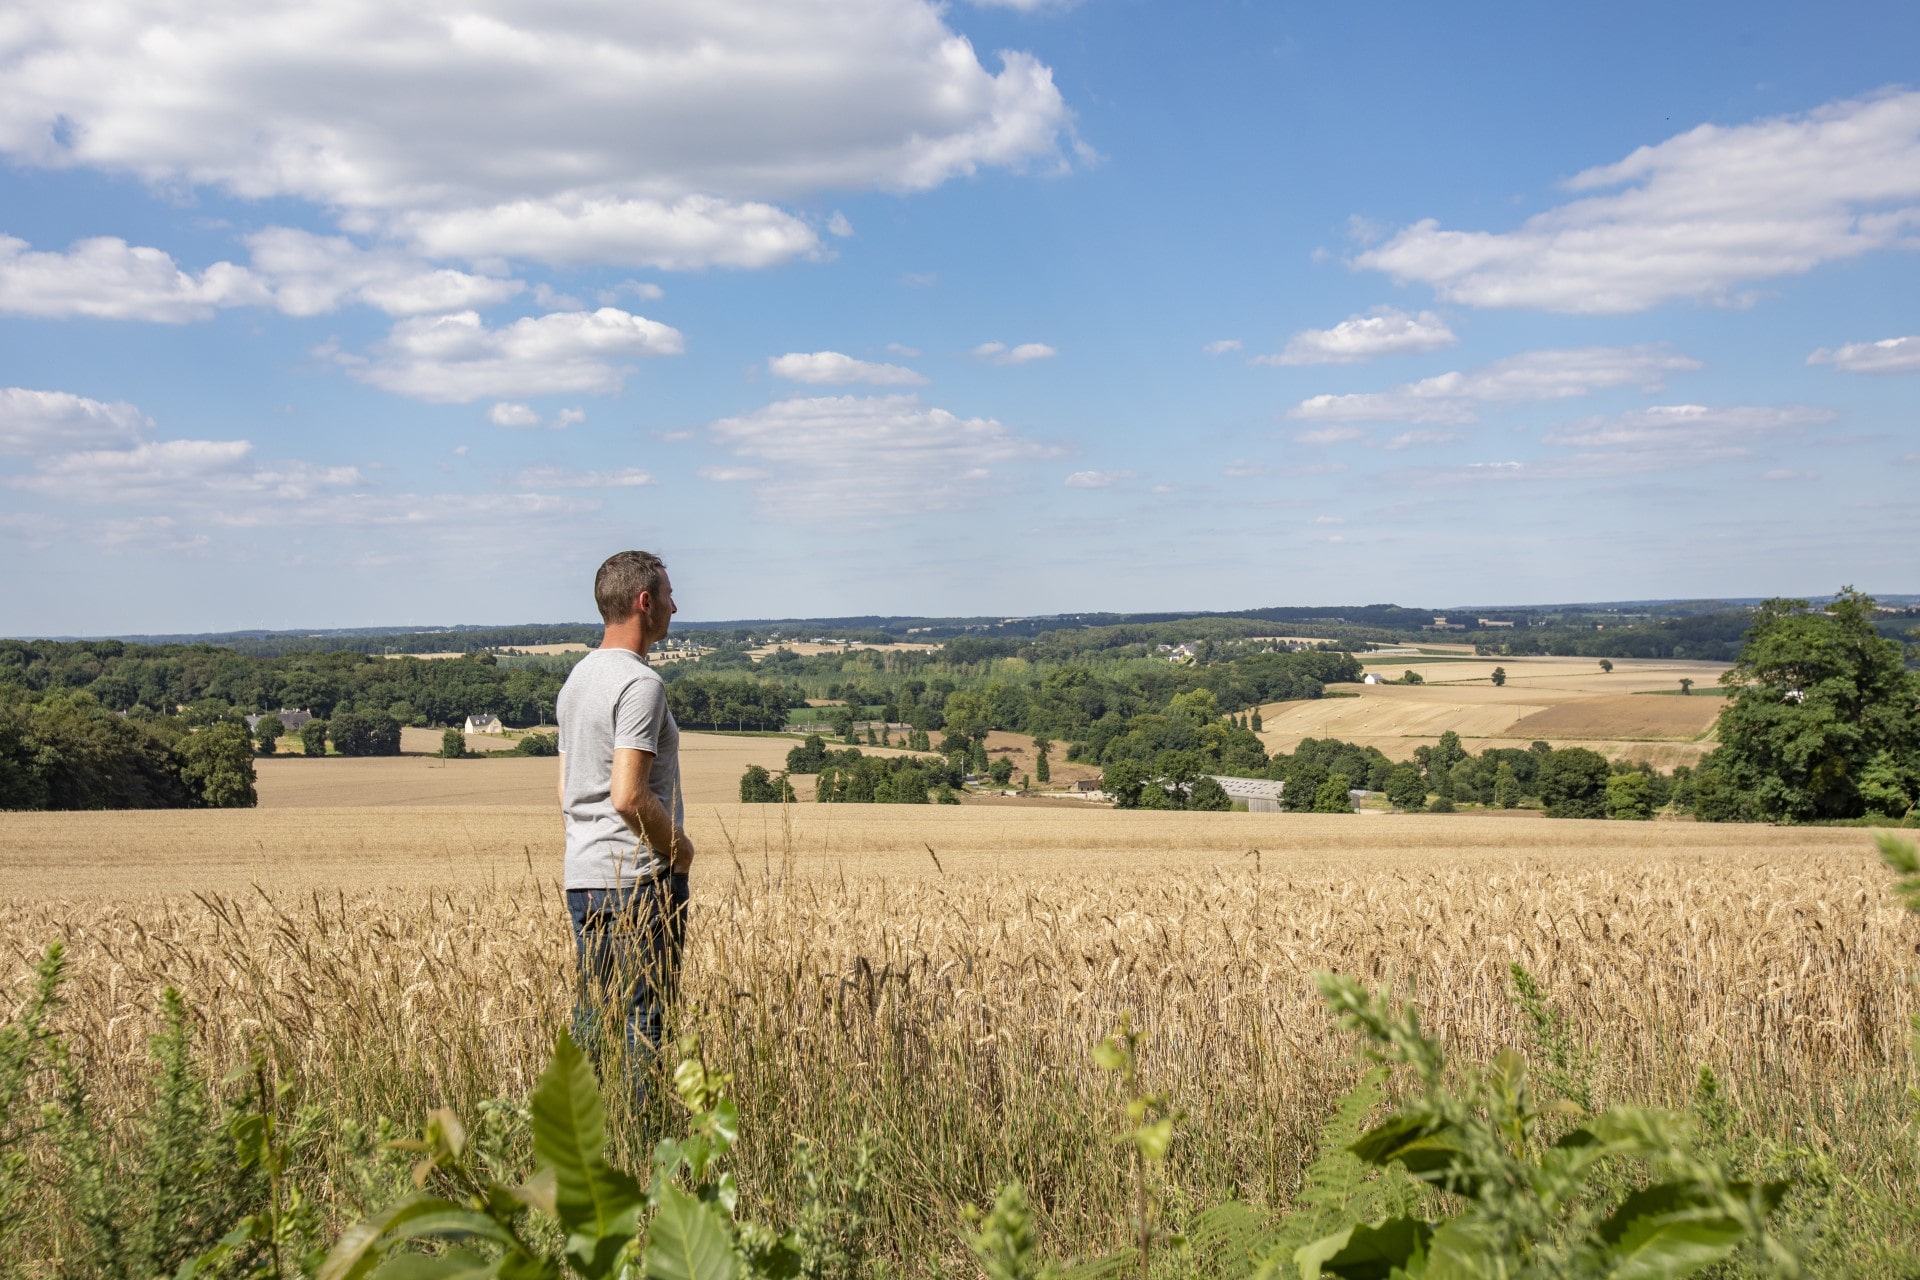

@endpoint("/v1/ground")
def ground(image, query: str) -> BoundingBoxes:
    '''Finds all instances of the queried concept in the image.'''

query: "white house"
[464,714,504,734]
[1362,672,1386,685]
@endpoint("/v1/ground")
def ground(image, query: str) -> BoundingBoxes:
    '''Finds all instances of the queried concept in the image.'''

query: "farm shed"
[464,714,505,735]
[245,708,312,733]
[1208,775,1285,813]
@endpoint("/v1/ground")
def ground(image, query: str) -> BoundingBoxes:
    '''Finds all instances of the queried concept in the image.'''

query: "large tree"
[1703,589,1920,822]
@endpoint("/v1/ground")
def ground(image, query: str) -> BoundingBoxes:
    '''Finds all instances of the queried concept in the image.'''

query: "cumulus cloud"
[344,307,684,402]
[0,0,1077,270]
[1290,346,1699,423]
[1254,307,1457,366]
[972,341,1057,364]
[488,402,541,428]
[1293,426,1367,446]
[0,234,267,321]
[11,438,361,504]
[1541,403,1832,450]
[1203,339,1243,355]
[1064,469,1130,488]
[768,351,928,386]
[1355,90,1920,312]
[1383,429,1463,450]
[1808,335,1920,374]
[0,387,151,454]
[513,465,654,488]
[244,227,523,316]
[706,393,1055,517]
[396,196,825,270]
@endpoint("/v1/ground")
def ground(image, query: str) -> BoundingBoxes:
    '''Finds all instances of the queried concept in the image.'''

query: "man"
[556,550,694,1093]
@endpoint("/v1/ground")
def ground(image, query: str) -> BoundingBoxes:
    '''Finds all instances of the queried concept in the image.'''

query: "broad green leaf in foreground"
[644,1183,744,1280]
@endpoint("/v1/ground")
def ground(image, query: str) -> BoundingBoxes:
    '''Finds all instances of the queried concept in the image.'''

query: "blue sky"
[2,0,1917,634]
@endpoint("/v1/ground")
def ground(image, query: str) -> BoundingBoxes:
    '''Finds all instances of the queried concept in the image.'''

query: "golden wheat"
[1,806,1913,1259]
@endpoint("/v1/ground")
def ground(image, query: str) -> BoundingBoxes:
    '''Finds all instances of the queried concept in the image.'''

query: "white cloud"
[1064,469,1130,488]
[827,211,854,237]
[698,465,769,482]
[768,351,928,386]
[1542,403,1831,450]
[346,308,684,402]
[1313,515,1344,524]
[513,465,654,488]
[1255,307,1457,366]
[973,340,1057,365]
[553,408,587,429]
[885,343,921,357]
[1383,429,1463,450]
[0,234,267,321]
[0,387,150,454]
[397,196,826,270]
[1355,90,1920,312]
[1203,339,1243,355]
[0,0,1077,271]
[1293,426,1367,446]
[12,438,361,504]
[1761,468,1819,481]
[1808,335,1920,374]
[488,402,542,428]
[245,227,523,316]
[1290,346,1699,423]
[706,393,1055,517]
[599,280,665,304]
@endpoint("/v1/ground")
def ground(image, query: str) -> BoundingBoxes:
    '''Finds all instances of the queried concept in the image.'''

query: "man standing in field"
[556,550,693,1096]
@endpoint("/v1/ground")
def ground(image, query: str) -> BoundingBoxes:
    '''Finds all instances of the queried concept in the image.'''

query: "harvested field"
[1257,654,1729,763]
[256,730,825,809]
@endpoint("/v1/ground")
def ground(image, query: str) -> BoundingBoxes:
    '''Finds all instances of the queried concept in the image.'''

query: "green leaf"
[1594,1179,1766,1280]
[531,1032,644,1268]
[1348,1118,1468,1184]
[369,1251,496,1280]
[1299,1217,1431,1280]
[644,1183,743,1280]
[320,1195,471,1280]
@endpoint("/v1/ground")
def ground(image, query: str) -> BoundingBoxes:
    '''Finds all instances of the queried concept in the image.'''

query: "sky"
[2,0,1917,634]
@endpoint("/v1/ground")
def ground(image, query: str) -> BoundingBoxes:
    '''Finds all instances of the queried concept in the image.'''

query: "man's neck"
[599,619,652,656]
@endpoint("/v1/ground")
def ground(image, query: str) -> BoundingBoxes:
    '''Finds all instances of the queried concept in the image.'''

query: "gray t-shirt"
[556,648,683,888]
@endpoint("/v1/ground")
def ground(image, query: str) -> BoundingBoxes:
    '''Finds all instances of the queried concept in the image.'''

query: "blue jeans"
[567,874,688,1103]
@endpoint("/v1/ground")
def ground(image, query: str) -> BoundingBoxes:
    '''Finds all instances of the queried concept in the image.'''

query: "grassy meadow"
[2,798,1916,1270]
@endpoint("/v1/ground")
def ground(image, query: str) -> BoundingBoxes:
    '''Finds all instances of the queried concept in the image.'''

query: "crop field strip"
[0,808,1910,1258]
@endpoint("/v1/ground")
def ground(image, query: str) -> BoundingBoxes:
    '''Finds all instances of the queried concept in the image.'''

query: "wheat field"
[1,801,1913,1261]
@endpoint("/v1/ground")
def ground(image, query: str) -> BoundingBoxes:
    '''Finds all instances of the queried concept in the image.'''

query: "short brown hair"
[593,550,667,623]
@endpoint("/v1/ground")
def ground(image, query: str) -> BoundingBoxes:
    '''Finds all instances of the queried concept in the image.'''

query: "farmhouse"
[464,714,504,735]
[1208,775,1285,813]
[1362,672,1386,685]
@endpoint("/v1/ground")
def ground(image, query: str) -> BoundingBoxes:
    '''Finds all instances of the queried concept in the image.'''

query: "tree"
[175,723,258,808]
[1250,708,1263,732]
[1385,764,1427,812]
[1035,750,1050,784]
[1705,589,1920,822]
[1599,659,1614,674]
[299,719,329,757]
[1538,747,1610,818]
[1401,670,1424,685]
[1679,677,1694,695]
[988,757,1014,785]
[1493,764,1522,810]
[440,727,467,759]
[1311,773,1354,813]
[969,739,988,775]
[738,764,795,803]
[1605,770,1653,820]
[1490,667,1506,687]
[785,734,829,774]
[1188,775,1231,811]
[253,714,282,755]
[330,710,401,757]
[1102,759,1148,809]
[511,731,559,756]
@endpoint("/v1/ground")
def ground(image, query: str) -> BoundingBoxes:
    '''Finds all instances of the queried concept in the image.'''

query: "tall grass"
[1,827,1914,1270]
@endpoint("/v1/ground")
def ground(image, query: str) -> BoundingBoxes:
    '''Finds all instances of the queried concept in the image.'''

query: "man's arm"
[611,747,695,873]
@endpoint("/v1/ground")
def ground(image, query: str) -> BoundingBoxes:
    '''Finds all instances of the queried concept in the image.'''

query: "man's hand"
[670,830,695,875]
